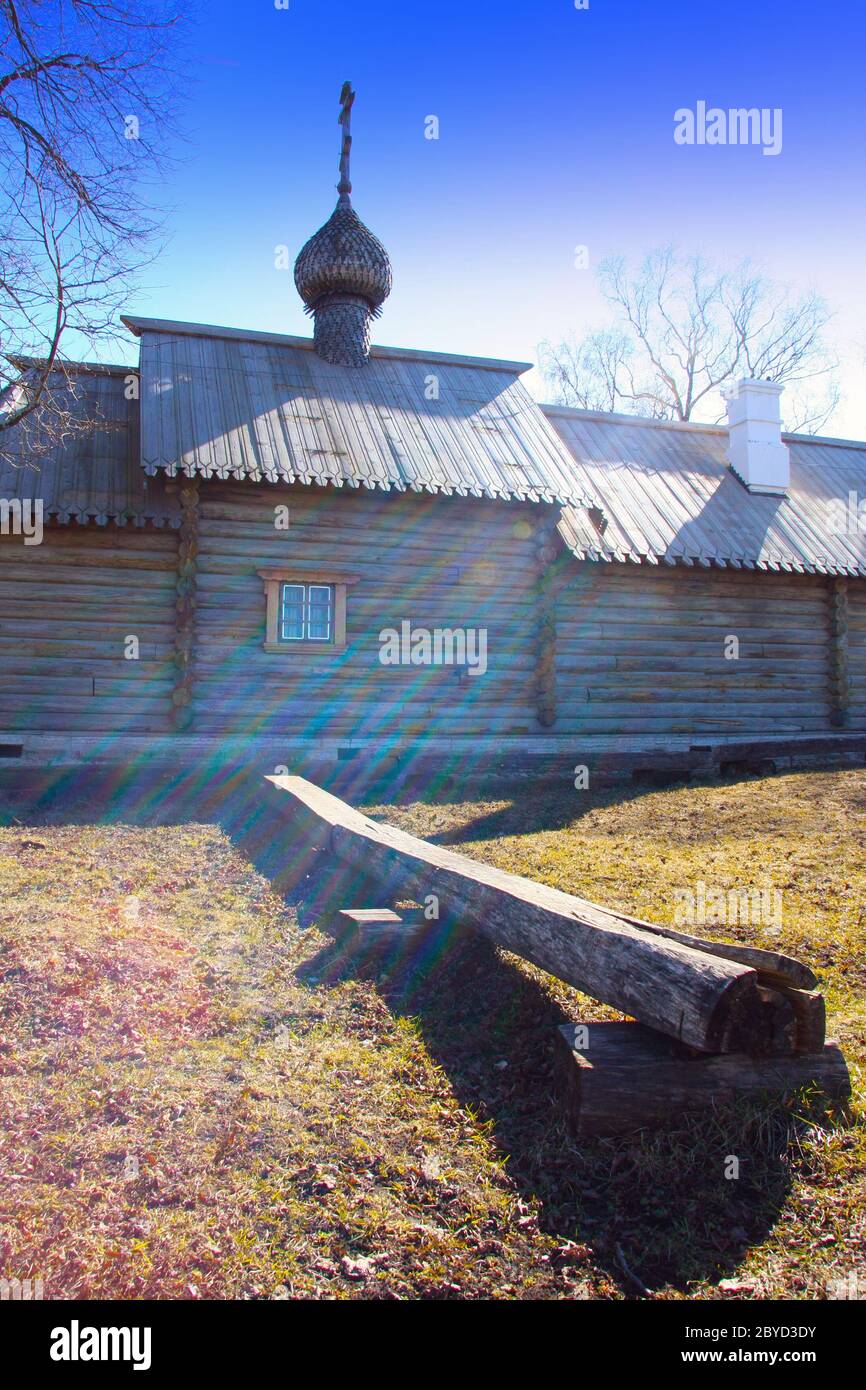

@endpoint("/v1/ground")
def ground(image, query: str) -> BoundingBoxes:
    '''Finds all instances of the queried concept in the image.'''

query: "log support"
[556,1022,850,1138]
[172,478,199,731]
[337,907,428,946]
[533,513,559,728]
[828,577,851,729]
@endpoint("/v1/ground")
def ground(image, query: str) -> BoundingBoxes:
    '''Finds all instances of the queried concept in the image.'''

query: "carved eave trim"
[256,568,361,587]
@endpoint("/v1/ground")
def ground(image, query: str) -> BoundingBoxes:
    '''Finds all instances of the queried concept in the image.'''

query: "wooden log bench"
[264,775,849,1135]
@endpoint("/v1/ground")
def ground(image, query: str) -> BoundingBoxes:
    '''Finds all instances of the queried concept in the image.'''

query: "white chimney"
[722,378,789,494]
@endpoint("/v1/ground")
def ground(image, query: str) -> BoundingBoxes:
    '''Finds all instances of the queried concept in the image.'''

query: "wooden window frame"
[258,569,359,654]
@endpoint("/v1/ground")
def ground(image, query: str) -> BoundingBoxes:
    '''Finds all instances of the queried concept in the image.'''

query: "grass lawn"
[0,766,863,1300]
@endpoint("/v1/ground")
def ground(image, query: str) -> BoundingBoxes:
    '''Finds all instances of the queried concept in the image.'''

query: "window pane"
[307,585,333,641]
[280,584,305,641]
[277,582,335,643]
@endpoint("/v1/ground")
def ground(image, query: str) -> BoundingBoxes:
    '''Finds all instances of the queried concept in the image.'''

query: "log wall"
[0,524,176,733]
[192,483,542,736]
[1,486,863,741]
[555,561,837,735]
[847,579,866,729]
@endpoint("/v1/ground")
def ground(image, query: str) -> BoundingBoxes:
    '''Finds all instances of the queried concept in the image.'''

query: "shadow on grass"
[280,849,816,1296]
[0,761,832,1295]
[0,748,783,842]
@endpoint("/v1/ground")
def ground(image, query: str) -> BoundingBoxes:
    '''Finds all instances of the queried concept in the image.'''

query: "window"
[258,569,359,653]
[280,582,334,643]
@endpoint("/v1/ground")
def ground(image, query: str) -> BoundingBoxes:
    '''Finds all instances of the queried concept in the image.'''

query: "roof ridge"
[540,403,728,436]
[541,401,866,450]
[121,315,531,374]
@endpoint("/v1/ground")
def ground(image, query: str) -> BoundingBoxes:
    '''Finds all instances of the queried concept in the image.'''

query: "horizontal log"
[593,623,828,643]
[556,1022,849,1138]
[0,551,175,572]
[0,713,170,732]
[560,595,830,620]
[554,717,827,732]
[559,687,829,704]
[265,776,813,1054]
[0,624,175,646]
[557,654,828,676]
[563,564,828,593]
[557,641,829,664]
[0,672,173,695]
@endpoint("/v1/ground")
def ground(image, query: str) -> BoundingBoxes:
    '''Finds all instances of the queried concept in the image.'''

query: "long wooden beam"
[265,775,819,1055]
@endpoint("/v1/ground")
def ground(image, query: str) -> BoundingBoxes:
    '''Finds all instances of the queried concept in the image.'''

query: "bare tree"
[540,248,840,434]
[0,0,184,464]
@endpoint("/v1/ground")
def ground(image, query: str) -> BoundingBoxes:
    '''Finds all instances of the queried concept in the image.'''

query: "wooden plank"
[337,907,428,945]
[265,775,814,1055]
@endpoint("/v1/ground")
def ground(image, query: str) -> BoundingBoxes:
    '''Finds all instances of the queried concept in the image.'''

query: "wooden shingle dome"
[294,84,392,367]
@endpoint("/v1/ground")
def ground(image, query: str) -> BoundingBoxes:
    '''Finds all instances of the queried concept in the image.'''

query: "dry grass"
[364,767,866,1298]
[0,818,573,1299]
[0,765,863,1300]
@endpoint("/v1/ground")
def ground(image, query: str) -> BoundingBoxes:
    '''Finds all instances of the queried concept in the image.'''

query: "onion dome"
[294,84,392,367]
[294,202,392,314]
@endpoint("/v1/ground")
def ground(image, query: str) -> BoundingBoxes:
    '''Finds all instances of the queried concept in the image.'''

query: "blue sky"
[119,0,865,435]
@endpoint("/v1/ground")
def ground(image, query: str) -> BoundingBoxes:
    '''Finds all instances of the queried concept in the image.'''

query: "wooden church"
[2,88,865,777]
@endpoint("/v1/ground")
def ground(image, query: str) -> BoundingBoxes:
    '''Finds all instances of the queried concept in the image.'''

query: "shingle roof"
[5,330,866,580]
[122,317,593,507]
[0,362,180,528]
[547,406,866,578]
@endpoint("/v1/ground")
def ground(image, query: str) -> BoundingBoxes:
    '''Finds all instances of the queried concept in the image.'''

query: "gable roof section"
[547,406,866,578]
[123,316,594,507]
[0,362,180,528]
